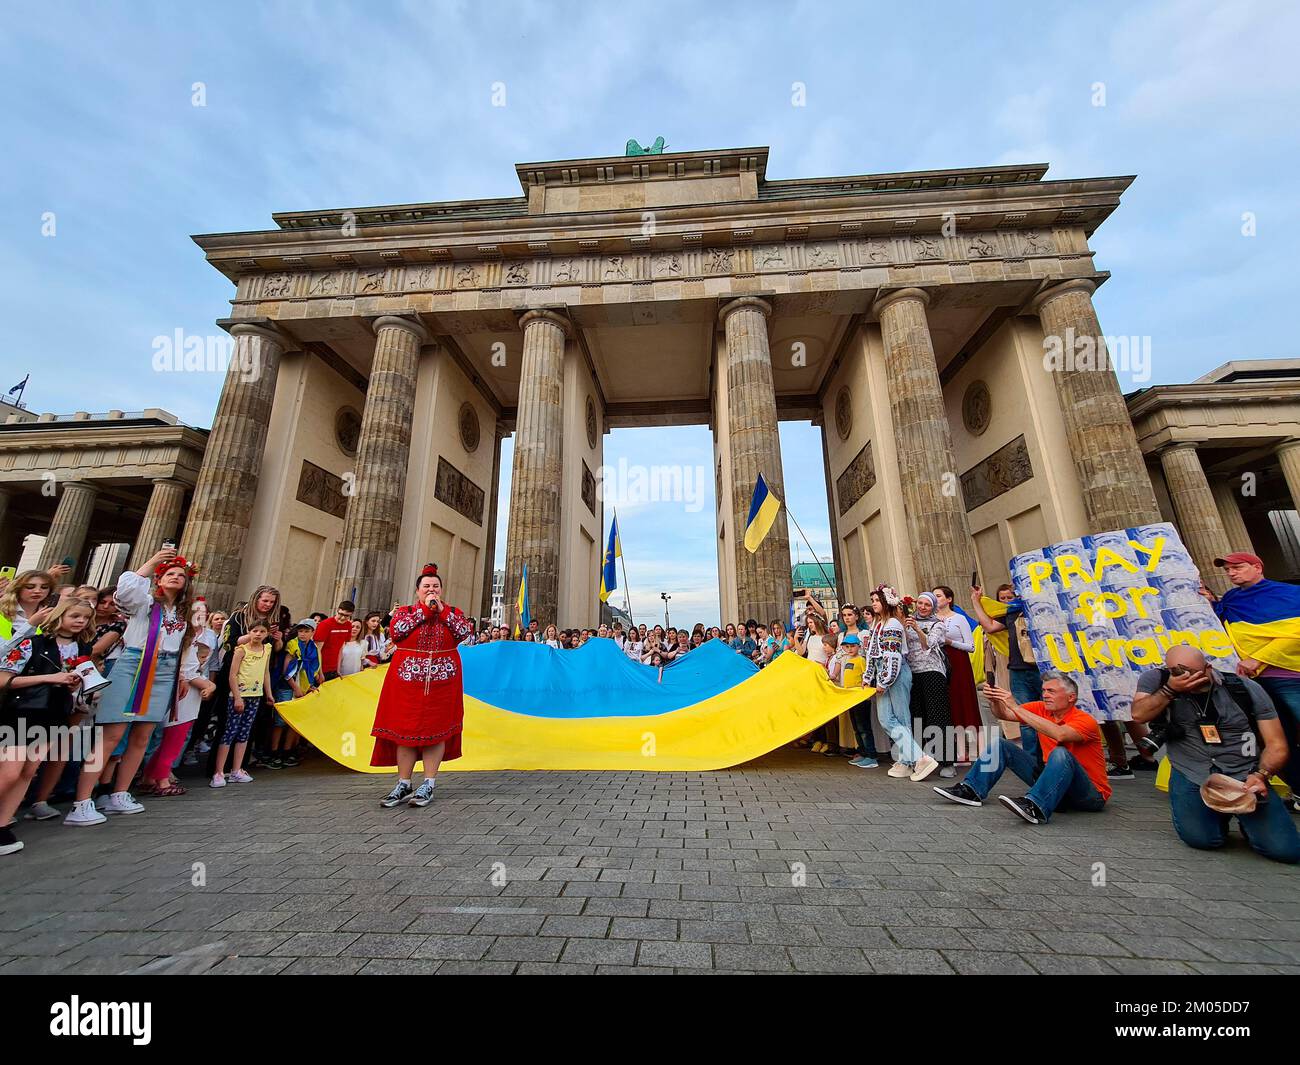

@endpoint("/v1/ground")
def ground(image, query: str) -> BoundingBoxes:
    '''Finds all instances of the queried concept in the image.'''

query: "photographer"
[1133,646,1298,863]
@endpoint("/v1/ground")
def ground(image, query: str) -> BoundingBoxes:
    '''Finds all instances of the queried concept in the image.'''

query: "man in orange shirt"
[933,673,1111,824]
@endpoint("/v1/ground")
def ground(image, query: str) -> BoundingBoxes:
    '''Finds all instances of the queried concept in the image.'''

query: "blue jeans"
[1168,766,1300,863]
[848,700,878,758]
[1009,669,1042,757]
[876,661,923,765]
[1255,676,1300,792]
[962,739,1105,821]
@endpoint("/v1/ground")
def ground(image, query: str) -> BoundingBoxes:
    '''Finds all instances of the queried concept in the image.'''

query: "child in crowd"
[288,620,322,692]
[829,631,879,768]
[211,620,273,789]
[265,634,306,769]
[138,618,216,797]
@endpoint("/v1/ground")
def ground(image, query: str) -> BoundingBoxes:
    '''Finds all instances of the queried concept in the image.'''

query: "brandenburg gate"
[180,145,1160,625]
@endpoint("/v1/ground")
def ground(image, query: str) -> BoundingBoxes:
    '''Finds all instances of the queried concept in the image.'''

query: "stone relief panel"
[835,440,876,516]
[243,229,1078,306]
[434,456,485,526]
[581,460,596,516]
[296,460,348,519]
[960,434,1033,511]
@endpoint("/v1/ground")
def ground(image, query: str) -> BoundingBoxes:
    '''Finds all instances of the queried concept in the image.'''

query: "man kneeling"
[933,673,1111,824]
[1132,646,1299,864]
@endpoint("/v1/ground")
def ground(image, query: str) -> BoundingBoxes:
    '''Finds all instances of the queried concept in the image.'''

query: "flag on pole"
[599,515,622,603]
[514,564,530,637]
[743,473,782,554]
[7,374,28,396]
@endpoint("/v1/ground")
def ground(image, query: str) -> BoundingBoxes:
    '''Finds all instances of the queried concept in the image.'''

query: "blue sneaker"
[849,756,878,769]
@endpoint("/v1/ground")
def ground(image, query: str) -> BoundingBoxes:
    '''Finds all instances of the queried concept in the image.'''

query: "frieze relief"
[960,434,1033,511]
[246,229,1065,303]
[835,440,876,517]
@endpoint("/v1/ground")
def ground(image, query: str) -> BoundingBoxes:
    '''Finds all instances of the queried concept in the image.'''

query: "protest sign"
[1009,522,1238,721]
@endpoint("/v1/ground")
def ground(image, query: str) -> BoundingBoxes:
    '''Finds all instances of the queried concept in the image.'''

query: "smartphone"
[970,570,978,588]
[0,566,15,581]
[162,539,177,551]
[62,556,75,568]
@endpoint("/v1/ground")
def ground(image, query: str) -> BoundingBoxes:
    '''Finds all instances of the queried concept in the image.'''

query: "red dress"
[369,601,473,766]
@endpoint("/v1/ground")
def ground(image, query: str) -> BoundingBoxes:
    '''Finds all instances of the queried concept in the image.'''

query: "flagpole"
[783,502,836,597]
[615,507,634,627]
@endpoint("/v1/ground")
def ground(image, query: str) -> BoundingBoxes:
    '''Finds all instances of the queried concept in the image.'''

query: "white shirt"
[171,644,203,726]
[338,642,366,676]
[116,571,185,654]
[939,612,975,653]
[804,634,831,667]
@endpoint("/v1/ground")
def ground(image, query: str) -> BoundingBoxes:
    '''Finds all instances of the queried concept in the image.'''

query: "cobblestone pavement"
[0,750,1296,974]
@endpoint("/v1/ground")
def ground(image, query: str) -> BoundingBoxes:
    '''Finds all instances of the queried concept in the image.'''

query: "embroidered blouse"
[116,571,185,654]
[864,617,905,690]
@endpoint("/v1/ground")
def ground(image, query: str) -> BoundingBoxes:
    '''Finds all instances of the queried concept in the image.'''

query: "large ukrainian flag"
[743,473,782,554]
[599,516,621,603]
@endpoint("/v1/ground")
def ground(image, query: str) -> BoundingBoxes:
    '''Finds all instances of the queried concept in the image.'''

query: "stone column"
[0,486,10,541]
[37,481,98,575]
[1030,279,1160,532]
[1209,476,1255,558]
[1276,439,1300,518]
[1159,443,1232,594]
[335,315,429,612]
[480,425,505,622]
[503,310,568,628]
[128,479,187,571]
[720,296,792,623]
[181,321,288,606]
[872,288,975,596]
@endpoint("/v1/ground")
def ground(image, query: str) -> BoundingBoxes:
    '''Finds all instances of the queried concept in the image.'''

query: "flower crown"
[155,556,197,581]
[874,583,901,607]
[420,562,440,580]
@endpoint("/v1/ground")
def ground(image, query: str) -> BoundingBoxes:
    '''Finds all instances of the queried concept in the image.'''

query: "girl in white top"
[623,635,644,662]
[138,624,215,797]
[543,624,562,649]
[338,620,368,676]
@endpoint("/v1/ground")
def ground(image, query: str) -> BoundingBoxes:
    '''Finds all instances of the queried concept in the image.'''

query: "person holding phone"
[65,549,195,826]
[372,563,473,809]
[0,569,57,646]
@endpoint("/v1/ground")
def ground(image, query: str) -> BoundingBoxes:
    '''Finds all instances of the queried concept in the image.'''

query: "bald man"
[1134,646,1299,863]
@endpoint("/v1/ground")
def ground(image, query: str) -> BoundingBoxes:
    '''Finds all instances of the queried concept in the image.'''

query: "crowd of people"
[0,549,1296,864]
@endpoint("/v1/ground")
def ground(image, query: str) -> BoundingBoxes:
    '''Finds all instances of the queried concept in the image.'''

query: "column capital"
[871,287,930,318]
[718,296,772,325]
[518,307,573,337]
[1158,440,1201,457]
[372,314,431,345]
[1027,278,1097,316]
[1275,437,1300,458]
[218,318,291,347]
[59,480,99,496]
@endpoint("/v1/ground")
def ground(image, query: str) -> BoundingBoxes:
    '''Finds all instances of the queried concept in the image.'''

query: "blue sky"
[3,1,1297,622]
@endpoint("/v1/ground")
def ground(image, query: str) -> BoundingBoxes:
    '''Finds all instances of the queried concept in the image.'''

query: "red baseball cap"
[1214,552,1263,568]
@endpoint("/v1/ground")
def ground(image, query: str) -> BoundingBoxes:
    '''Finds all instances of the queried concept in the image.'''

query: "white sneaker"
[938,766,957,779]
[24,801,61,821]
[887,762,911,778]
[228,769,253,783]
[210,773,226,789]
[64,799,107,827]
[910,756,940,782]
[103,791,145,815]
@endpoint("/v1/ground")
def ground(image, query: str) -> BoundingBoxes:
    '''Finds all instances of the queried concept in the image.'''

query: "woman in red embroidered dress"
[373,563,473,809]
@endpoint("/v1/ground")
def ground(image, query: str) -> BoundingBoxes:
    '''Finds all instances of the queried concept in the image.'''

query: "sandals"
[152,782,187,797]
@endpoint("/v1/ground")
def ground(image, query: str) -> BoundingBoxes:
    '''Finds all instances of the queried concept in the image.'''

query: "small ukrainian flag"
[514,563,530,637]
[599,515,621,603]
[743,473,782,554]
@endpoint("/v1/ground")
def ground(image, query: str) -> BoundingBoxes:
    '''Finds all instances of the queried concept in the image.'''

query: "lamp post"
[660,591,671,629]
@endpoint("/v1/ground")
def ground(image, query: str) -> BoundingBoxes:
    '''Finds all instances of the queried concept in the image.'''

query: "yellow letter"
[1055,555,1092,591]
[1025,560,1053,594]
